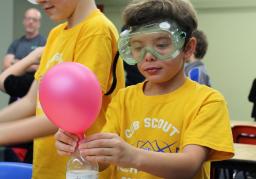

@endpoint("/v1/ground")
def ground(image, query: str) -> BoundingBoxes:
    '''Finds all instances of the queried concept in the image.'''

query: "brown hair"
[192,30,208,59]
[122,0,198,41]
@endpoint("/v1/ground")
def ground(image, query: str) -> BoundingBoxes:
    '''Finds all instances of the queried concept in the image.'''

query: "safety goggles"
[118,21,186,65]
[27,0,38,4]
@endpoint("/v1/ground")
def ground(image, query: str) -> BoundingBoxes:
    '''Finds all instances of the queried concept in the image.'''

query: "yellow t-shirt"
[33,9,125,179]
[103,79,234,179]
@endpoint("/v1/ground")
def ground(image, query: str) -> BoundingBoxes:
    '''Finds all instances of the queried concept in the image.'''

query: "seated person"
[0,47,44,163]
[185,30,211,87]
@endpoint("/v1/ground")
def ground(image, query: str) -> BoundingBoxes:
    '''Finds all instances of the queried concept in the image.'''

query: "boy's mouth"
[144,67,161,74]
[44,5,55,12]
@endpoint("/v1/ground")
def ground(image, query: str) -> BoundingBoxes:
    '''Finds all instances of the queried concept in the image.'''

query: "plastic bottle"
[66,150,98,179]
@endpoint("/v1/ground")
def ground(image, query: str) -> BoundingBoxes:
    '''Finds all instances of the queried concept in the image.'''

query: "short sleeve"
[101,91,122,134]
[182,94,234,161]
[4,73,34,97]
[6,40,18,55]
[188,68,200,82]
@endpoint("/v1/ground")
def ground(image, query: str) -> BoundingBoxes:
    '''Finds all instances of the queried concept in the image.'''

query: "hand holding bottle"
[55,129,99,179]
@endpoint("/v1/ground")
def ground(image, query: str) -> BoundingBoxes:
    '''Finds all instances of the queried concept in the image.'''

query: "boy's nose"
[144,51,157,62]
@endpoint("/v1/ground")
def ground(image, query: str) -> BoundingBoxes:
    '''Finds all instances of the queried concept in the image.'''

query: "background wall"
[193,1,256,121]
[0,0,255,121]
[0,0,13,108]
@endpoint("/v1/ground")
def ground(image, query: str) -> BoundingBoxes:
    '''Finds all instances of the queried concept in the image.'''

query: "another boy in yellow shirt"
[55,0,234,178]
[0,0,124,178]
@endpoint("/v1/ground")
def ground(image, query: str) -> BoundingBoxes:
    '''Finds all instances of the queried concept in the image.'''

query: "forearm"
[2,56,15,71]
[132,148,206,179]
[0,56,35,84]
[0,81,38,122]
[0,115,58,145]
[0,96,36,122]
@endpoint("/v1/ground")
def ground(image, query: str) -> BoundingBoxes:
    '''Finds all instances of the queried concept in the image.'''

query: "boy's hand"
[55,129,78,156]
[79,133,137,168]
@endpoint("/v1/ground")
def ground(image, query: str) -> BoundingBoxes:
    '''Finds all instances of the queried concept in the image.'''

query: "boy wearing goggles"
[55,0,234,178]
[0,0,125,179]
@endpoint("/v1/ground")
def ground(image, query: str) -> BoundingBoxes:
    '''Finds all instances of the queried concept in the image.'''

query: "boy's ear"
[183,37,197,60]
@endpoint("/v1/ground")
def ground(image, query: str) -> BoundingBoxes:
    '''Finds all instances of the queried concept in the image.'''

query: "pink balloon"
[39,62,102,135]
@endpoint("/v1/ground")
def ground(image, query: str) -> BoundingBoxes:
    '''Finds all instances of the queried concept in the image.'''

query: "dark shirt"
[6,34,45,103]
[124,61,144,86]
[249,78,256,119]
[4,72,34,98]
[7,34,46,60]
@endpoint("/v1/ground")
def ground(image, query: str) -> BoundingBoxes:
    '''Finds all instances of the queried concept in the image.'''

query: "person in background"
[2,8,46,103]
[185,29,211,86]
[124,61,145,86]
[55,0,234,178]
[0,0,124,179]
[249,78,256,121]
[0,47,44,98]
[0,47,43,163]
[0,8,45,163]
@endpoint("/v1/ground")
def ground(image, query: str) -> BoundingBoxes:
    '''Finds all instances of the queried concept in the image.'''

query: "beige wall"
[0,0,13,108]
[195,2,256,121]
[1,0,255,121]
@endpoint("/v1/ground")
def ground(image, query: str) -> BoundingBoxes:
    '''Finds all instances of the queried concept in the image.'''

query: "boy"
[55,0,234,178]
[0,0,124,178]
[185,30,211,86]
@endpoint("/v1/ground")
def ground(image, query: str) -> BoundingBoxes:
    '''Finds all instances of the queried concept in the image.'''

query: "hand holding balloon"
[39,62,102,137]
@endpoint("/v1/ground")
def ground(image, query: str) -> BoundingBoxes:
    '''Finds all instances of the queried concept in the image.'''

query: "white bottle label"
[66,170,98,179]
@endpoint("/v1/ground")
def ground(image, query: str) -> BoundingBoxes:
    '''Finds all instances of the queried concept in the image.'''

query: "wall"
[0,0,13,108]
[194,1,256,121]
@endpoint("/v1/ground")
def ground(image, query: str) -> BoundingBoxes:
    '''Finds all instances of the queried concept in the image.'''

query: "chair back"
[232,125,256,144]
[0,162,32,179]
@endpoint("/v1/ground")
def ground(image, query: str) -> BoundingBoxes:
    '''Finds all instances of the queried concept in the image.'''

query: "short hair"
[192,30,208,59]
[24,8,42,20]
[122,0,198,44]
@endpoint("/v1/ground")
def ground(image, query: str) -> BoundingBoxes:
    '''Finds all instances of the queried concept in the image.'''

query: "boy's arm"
[79,133,209,179]
[0,80,58,145]
[2,54,16,71]
[0,115,57,145]
[0,81,37,122]
[0,47,43,92]
[133,144,209,178]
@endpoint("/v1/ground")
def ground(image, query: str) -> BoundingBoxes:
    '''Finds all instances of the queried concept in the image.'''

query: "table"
[231,120,256,127]
[211,143,256,178]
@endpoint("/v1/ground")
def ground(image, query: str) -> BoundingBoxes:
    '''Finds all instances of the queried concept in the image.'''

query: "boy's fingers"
[80,147,114,157]
[79,138,115,149]
[55,129,78,146]
[55,140,75,155]
[84,132,118,142]
[60,129,79,141]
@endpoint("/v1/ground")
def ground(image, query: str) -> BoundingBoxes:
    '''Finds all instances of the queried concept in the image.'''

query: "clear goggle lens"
[118,21,186,65]
[27,0,38,4]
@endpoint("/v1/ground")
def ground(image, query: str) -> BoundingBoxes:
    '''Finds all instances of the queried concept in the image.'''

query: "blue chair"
[0,162,32,179]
